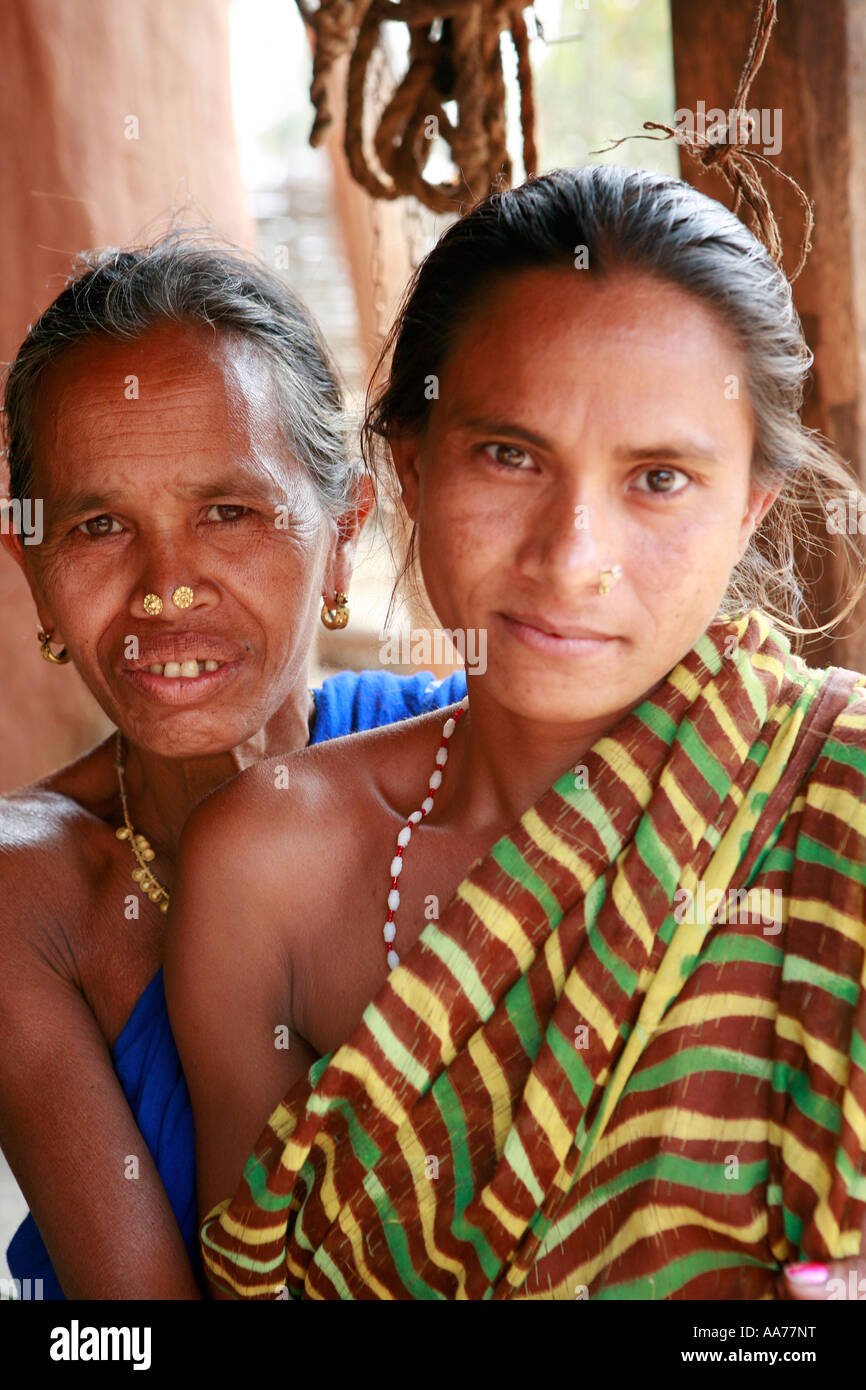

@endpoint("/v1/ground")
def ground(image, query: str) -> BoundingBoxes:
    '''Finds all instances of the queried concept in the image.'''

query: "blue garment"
[6,666,467,1298]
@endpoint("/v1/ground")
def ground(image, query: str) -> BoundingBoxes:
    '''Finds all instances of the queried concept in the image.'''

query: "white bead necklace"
[383,694,469,970]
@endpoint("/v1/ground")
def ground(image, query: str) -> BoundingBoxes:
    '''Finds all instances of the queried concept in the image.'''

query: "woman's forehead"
[28,322,297,504]
[434,267,749,445]
[32,324,278,454]
[38,319,270,400]
[452,264,741,357]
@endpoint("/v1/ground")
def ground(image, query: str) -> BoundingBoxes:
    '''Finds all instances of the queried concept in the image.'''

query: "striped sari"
[201,610,866,1299]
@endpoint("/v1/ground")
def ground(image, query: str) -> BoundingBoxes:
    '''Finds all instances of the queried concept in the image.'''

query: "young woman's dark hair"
[364,165,865,641]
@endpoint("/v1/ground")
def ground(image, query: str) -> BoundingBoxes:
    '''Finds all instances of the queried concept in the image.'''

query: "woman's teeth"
[145,660,223,678]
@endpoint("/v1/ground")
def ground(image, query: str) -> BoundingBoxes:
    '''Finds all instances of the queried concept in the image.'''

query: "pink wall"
[0,0,253,791]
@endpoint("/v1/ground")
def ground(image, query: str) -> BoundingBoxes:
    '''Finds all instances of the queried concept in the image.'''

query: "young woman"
[165,167,866,1300]
[0,234,465,1299]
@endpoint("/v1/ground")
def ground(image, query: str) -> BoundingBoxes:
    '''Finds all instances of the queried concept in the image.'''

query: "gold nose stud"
[598,564,623,596]
[171,585,195,609]
[143,593,163,616]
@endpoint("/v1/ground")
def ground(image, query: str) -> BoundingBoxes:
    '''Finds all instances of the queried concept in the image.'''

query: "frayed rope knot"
[296,0,538,213]
[592,0,814,283]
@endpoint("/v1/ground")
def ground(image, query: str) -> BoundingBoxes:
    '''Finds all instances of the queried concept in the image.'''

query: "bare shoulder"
[0,779,101,848]
[169,701,467,1055]
[171,703,461,970]
[0,733,118,884]
[0,784,122,1066]
[0,783,110,944]
[182,703,458,860]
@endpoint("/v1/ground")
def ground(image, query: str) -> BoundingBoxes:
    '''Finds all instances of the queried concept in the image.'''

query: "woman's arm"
[0,923,201,1300]
[164,773,320,1272]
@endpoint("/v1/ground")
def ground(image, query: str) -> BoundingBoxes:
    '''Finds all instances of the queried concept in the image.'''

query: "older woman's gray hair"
[4,229,357,516]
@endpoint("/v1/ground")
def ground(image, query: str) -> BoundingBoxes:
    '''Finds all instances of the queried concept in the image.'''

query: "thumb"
[783,1259,866,1300]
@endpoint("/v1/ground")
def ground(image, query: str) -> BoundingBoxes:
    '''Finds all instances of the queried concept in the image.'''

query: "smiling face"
[392,266,778,731]
[17,320,357,757]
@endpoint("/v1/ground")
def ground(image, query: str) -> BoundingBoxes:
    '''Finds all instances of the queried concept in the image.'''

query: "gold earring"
[320,592,349,630]
[37,629,71,664]
[143,593,163,616]
[171,585,194,609]
[598,564,623,596]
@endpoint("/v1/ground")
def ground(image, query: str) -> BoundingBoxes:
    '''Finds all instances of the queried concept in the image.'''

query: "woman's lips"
[123,659,244,705]
[120,630,249,704]
[498,611,620,657]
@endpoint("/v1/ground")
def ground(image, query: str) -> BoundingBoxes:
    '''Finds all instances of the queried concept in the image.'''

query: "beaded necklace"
[382,695,469,969]
[114,730,170,912]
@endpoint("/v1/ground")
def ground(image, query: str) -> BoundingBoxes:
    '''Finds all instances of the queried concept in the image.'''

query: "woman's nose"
[518,495,614,590]
[128,551,221,621]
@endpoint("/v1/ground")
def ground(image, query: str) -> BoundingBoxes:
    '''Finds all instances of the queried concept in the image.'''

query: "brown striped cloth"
[201,609,866,1299]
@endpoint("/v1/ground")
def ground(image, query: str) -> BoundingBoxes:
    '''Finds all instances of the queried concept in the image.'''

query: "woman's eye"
[205,504,250,523]
[634,467,690,495]
[77,514,122,537]
[483,443,533,469]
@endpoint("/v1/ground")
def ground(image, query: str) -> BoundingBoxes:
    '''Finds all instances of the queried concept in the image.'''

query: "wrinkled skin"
[0,320,369,1297]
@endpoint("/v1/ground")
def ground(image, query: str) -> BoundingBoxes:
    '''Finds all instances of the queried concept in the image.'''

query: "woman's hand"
[781,1258,866,1301]
[0,906,202,1300]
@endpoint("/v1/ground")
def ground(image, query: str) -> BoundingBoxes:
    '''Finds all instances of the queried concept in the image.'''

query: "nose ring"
[598,564,622,596]
[143,593,163,616]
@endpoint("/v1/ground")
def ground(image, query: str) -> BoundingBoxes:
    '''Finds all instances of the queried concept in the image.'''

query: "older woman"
[167,166,866,1302]
[0,235,466,1299]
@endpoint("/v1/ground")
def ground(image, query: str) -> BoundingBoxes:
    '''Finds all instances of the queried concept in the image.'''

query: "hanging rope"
[592,0,814,282]
[297,0,812,281]
[295,0,537,212]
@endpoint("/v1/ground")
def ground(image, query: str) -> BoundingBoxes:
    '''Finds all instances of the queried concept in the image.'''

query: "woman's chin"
[106,693,258,760]
[476,672,633,731]
[118,719,250,760]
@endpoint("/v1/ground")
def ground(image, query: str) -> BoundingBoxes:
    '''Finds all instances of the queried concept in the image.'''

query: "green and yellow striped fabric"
[201,610,866,1299]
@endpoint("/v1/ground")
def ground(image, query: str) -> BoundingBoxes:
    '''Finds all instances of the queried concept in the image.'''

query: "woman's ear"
[737,480,782,560]
[388,435,422,522]
[338,471,374,544]
[0,522,60,641]
[322,472,375,600]
[0,519,28,574]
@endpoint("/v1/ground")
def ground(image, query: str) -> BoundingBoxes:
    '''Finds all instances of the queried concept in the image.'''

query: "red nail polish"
[785,1262,829,1284]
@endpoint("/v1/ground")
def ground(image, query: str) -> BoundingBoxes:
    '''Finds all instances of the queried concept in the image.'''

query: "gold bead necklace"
[113,729,170,913]
[112,693,317,914]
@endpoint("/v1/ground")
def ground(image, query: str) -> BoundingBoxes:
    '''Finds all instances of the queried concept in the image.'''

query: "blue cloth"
[6,667,467,1298]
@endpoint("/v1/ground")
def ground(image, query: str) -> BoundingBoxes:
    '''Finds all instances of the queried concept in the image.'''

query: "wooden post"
[304,26,417,382]
[305,25,461,677]
[0,0,252,792]
[669,0,866,668]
